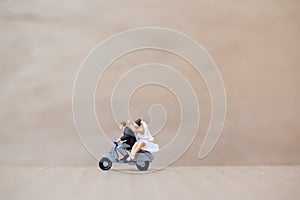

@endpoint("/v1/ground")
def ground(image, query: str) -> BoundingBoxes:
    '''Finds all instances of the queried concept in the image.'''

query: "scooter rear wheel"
[136,161,150,171]
[99,157,112,170]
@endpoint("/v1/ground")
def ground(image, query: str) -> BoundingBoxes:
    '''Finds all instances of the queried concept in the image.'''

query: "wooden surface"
[0,166,299,200]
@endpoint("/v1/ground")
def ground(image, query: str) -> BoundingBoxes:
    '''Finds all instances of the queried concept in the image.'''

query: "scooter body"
[99,141,154,171]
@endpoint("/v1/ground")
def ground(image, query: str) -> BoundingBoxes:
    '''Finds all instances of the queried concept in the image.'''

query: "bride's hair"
[134,118,142,126]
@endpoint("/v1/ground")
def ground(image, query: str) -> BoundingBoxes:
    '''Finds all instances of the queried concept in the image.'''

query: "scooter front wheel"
[136,161,150,171]
[99,157,112,170]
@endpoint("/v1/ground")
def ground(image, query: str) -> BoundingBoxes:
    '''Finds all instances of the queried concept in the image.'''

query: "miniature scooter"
[98,140,154,171]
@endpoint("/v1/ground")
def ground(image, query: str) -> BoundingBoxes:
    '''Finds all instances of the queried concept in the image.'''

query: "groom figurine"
[116,121,136,162]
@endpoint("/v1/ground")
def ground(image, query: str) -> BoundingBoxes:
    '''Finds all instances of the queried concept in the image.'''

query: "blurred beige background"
[0,0,299,167]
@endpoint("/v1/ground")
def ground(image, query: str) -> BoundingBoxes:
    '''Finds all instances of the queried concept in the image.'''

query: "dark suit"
[120,126,136,149]
[117,126,137,157]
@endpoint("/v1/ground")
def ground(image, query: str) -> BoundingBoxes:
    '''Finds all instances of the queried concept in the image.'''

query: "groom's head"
[118,121,126,130]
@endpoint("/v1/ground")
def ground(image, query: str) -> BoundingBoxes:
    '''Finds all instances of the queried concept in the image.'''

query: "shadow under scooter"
[99,141,154,171]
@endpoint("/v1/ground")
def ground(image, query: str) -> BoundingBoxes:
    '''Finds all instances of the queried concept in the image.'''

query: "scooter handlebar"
[113,140,118,146]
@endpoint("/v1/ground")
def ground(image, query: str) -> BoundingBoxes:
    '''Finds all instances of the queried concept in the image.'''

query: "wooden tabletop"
[0,166,299,200]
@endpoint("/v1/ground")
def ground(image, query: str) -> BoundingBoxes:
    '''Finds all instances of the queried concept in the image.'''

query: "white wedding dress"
[136,121,159,152]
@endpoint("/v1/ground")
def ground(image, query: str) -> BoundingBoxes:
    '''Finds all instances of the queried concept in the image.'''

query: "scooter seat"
[137,150,150,153]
